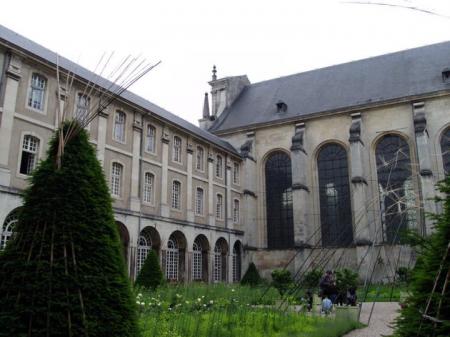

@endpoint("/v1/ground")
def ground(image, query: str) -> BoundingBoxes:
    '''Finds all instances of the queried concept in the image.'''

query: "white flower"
[209,300,214,304]
[136,301,141,305]
[197,298,201,302]
[185,301,190,304]
[231,289,235,292]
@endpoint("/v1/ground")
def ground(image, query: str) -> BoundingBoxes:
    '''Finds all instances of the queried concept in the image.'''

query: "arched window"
[114,111,126,142]
[146,124,156,153]
[192,241,202,281]
[216,194,223,219]
[143,172,154,204]
[232,242,242,282]
[196,146,204,171]
[216,155,223,178]
[173,136,182,163]
[166,238,179,281]
[28,73,47,111]
[376,135,415,243]
[213,244,222,282]
[111,162,123,197]
[233,199,240,223]
[172,180,181,209]
[195,187,204,215]
[265,151,294,249]
[20,135,40,175]
[1,210,19,250]
[317,144,353,247]
[137,235,152,274]
[441,128,450,175]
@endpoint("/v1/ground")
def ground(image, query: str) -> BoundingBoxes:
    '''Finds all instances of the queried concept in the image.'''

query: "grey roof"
[210,41,450,133]
[0,25,238,155]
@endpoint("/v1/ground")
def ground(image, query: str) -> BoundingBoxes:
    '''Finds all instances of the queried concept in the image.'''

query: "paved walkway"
[343,302,400,337]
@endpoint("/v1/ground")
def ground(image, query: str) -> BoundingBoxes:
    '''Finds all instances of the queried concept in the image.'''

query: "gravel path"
[343,302,400,337]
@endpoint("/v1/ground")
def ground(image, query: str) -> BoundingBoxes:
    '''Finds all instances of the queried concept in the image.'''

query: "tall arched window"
[195,187,204,215]
[317,144,353,247]
[137,235,152,274]
[213,244,222,282]
[28,73,47,111]
[216,194,223,219]
[376,134,415,243]
[173,136,182,163]
[441,128,450,175]
[111,162,123,197]
[192,241,202,281]
[1,209,19,250]
[265,151,294,249]
[216,155,223,178]
[146,124,156,153]
[232,241,242,282]
[114,111,126,142]
[166,238,179,281]
[196,146,204,171]
[143,172,154,204]
[172,180,181,209]
[233,199,240,223]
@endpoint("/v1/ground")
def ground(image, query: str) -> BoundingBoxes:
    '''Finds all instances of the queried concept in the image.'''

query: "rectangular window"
[233,162,240,184]
[195,188,204,215]
[216,194,223,219]
[20,135,40,175]
[114,111,126,143]
[196,146,204,171]
[28,74,46,111]
[143,172,154,204]
[173,136,182,163]
[216,155,223,178]
[146,124,156,153]
[172,181,181,209]
[111,162,123,197]
[75,93,90,121]
[233,199,240,223]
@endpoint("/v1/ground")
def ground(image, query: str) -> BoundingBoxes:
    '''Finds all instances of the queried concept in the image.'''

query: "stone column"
[207,152,215,227]
[0,54,21,186]
[130,117,142,212]
[186,142,194,222]
[160,131,170,218]
[413,102,437,235]
[226,158,233,227]
[290,123,311,247]
[240,132,258,247]
[96,110,109,163]
[349,113,371,245]
[227,249,233,283]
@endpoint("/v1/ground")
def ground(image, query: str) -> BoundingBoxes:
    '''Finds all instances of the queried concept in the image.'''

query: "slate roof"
[0,25,239,155]
[210,41,450,133]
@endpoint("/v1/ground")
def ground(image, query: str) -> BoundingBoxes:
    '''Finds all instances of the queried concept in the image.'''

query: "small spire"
[202,92,210,119]
[212,65,217,81]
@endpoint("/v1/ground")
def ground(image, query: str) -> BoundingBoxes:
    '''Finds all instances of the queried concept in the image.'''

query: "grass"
[137,284,363,337]
[357,284,409,302]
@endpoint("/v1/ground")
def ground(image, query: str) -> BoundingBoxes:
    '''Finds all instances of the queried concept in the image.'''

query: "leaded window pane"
[28,73,46,111]
[111,162,123,196]
[233,162,240,184]
[376,135,415,244]
[75,94,90,120]
[195,188,204,215]
[173,136,182,162]
[137,235,152,274]
[166,238,179,281]
[143,173,154,204]
[233,200,239,223]
[216,194,223,219]
[317,144,353,247]
[232,245,241,282]
[265,152,294,249]
[172,181,181,209]
[20,135,39,175]
[114,111,126,142]
[192,241,202,281]
[196,147,204,171]
[146,125,156,153]
[213,244,222,282]
[1,210,18,250]
[216,155,223,178]
[441,128,450,175]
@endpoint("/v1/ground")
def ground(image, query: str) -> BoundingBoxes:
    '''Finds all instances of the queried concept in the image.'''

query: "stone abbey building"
[0,24,449,282]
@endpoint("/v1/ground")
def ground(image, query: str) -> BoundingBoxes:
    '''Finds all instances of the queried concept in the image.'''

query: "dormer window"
[276,100,287,113]
[442,68,450,83]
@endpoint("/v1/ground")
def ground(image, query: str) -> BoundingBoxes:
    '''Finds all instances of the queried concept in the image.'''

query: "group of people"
[305,270,357,314]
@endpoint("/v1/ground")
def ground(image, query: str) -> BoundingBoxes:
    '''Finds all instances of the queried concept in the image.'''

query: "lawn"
[137,284,363,337]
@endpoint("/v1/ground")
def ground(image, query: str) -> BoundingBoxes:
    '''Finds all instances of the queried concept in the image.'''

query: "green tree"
[394,176,450,336]
[135,250,163,290]
[0,122,139,337]
[241,262,262,286]
[271,269,293,295]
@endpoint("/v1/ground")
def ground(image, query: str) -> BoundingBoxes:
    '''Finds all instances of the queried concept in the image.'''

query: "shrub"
[302,269,322,289]
[271,269,292,295]
[335,268,359,293]
[135,250,163,290]
[396,267,411,284]
[0,122,139,337]
[241,262,262,286]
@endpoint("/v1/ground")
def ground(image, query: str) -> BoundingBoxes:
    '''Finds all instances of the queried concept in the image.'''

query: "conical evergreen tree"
[135,250,163,290]
[240,262,262,286]
[0,122,139,337]
[394,175,450,336]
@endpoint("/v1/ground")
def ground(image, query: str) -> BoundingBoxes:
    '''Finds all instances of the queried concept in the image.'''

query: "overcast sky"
[1,0,450,125]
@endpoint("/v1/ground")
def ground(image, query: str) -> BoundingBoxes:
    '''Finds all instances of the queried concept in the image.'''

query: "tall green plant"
[136,250,163,290]
[394,176,450,336]
[241,262,262,286]
[0,122,139,337]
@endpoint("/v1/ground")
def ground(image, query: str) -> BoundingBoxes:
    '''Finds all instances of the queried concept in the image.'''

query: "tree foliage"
[271,269,293,295]
[394,176,450,337]
[0,122,139,337]
[241,262,262,286]
[302,269,322,289]
[135,250,163,290]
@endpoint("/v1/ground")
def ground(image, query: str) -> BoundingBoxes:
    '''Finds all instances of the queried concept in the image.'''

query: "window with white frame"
[111,162,123,197]
[146,124,156,153]
[75,93,90,121]
[19,135,40,175]
[195,188,204,215]
[215,155,223,178]
[192,241,202,281]
[166,238,179,281]
[213,244,222,282]
[196,146,204,171]
[173,136,182,163]
[1,210,18,250]
[114,111,126,143]
[136,235,152,274]
[233,162,240,184]
[28,73,46,111]
[216,194,223,219]
[233,199,240,223]
[143,172,155,204]
[171,180,181,209]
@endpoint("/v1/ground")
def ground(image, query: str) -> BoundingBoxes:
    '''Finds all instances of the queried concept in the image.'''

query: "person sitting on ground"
[346,287,357,306]
[321,295,333,315]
